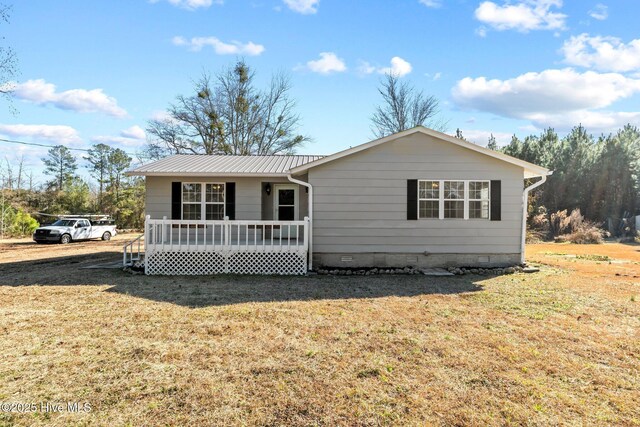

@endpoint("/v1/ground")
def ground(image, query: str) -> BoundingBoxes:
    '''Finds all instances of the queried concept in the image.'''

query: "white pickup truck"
[33,218,117,244]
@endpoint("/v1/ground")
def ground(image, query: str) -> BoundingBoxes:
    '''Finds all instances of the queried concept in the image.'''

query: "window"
[417,180,490,220]
[418,181,439,219]
[182,183,202,220]
[444,181,464,219]
[469,181,490,219]
[205,183,225,220]
[182,183,225,220]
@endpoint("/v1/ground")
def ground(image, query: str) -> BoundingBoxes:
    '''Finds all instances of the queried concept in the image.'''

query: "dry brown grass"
[0,238,639,426]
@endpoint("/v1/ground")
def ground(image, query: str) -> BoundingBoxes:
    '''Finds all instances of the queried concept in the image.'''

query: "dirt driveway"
[0,234,133,286]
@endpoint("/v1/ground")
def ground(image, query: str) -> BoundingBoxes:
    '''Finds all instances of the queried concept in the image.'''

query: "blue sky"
[1,0,639,182]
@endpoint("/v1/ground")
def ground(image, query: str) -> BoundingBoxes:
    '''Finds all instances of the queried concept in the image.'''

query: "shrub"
[555,226,605,244]
[545,208,606,244]
[11,210,39,236]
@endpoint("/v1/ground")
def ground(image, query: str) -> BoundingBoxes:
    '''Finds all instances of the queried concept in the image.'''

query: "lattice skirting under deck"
[145,251,307,275]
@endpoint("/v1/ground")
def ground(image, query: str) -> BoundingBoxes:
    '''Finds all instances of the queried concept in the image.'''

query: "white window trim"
[181,182,226,221]
[417,180,440,220]
[417,180,491,220]
[468,180,491,220]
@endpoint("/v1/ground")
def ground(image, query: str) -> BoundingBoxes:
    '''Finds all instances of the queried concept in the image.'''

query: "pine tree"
[85,144,112,211]
[42,145,77,191]
[487,134,497,150]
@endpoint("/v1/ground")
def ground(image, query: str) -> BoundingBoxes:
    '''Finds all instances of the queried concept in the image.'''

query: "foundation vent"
[340,255,353,262]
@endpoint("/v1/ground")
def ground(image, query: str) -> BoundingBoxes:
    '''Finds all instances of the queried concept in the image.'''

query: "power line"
[0,137,138,156]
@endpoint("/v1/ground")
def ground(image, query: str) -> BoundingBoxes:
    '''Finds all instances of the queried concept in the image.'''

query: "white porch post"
[287,174,313,271]
[144,214,150,275]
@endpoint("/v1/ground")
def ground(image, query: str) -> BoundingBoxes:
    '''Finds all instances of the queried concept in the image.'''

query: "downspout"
[520,172,551,265]
[287,174,313,271]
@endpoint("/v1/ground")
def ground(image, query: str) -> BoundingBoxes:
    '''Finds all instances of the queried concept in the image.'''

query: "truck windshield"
[51,220,77,227]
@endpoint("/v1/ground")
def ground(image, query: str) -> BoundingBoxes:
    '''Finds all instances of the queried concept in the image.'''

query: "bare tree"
[15,154,23,190]
[145,61,308,159]
[0,3,18,110]
[371,73,445,138]
[1,157,12,190]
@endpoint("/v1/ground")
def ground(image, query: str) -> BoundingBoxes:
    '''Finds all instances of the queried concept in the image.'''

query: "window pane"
[206,184,224,203]
[419,181,439,199]
[469,181,489,200]
[469,200,490,219]
[182,183,201,202]
[205,204,224,220]
[444,200,464,219]
[278,189,295,206]
[419,200,439,219]
[444,181,464,199]
[278,206,295,221]
[183,203,201,220]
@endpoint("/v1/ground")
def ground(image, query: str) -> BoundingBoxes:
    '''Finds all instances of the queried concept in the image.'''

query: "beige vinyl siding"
[307,132,525,255]
[146,175,308,221]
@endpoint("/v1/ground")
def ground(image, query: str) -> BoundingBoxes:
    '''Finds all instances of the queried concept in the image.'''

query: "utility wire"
[0,137,137,156]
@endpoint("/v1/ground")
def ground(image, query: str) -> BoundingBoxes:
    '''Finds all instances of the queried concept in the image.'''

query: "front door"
[274,185,298,238]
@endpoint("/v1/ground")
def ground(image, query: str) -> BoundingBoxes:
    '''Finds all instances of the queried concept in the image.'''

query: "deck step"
[420,268,455,276]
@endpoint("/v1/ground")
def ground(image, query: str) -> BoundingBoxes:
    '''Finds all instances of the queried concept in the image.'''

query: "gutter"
[287,174,313,271]
[521,172,552,264]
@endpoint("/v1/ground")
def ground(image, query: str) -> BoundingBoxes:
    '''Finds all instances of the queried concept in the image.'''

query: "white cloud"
[453,68,640,115]
[589,3,608,20]
[0,124,82,144]
[461,129,513,146]
[474,0,566,33]
[419,0,442,8]
[150,0,222,10]
[11,79,128,118]
[302,52,347,74]
[379,57,413,77]
[357,61,377,75]
[360,57,413,77]
[283,0,319,14]
[452,68,640,131]
[91,126,147,147]
[172,36,265,56]
[529,110,640,131]
[562,34,640,73]
[120,125,146,140]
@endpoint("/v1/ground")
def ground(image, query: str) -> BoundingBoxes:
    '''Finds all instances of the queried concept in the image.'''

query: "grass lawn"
[0,237,638,426]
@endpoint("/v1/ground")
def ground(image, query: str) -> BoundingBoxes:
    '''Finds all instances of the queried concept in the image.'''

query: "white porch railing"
[122,234,144,267]
[143,216,310,275]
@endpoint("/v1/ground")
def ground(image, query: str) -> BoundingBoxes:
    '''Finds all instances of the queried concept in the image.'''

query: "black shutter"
[407,179,418,220]
[490,180,501,221]
[226,182,236,220]
[171,182,182,219]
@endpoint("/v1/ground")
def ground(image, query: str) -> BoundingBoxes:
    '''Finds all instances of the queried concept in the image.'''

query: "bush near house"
[528,208,606,244]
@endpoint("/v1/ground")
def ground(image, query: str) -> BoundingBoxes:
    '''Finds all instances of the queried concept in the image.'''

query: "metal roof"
[127,154,325,177]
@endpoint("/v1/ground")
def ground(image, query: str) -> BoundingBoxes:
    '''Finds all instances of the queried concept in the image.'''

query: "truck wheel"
[60,234,71,244]
[102,232,112,241]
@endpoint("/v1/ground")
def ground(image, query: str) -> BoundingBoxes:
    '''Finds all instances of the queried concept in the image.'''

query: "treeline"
[496,124,640,235]
[0,144,145,237]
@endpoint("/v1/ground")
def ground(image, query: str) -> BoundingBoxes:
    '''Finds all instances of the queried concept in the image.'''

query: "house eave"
[125,171,292,178]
